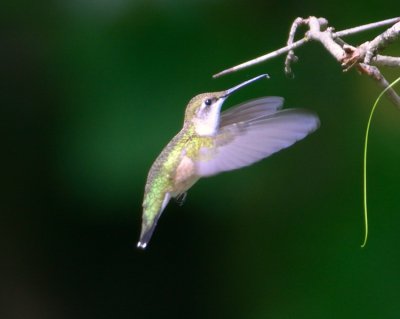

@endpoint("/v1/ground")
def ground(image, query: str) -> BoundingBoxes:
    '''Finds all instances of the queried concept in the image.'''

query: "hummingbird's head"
[184,91,226,136]
[184,74,269,137]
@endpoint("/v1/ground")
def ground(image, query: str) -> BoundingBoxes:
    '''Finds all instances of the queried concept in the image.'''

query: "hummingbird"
[138,74,319,249]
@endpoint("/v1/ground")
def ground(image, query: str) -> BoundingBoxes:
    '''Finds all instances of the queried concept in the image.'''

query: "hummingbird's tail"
[137,192,171,249]
[137,225,157,249]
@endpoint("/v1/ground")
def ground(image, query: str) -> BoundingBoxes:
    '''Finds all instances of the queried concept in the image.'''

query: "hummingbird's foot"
[174,192,187,206]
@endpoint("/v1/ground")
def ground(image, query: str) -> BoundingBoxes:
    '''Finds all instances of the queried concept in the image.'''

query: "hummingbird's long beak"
[221,74,269,98]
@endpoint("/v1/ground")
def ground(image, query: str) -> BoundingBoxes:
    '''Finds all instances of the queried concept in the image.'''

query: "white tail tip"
[137,241,147,249]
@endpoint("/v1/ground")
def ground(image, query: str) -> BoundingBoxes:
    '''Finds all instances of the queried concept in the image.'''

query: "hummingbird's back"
[139,127,200,248]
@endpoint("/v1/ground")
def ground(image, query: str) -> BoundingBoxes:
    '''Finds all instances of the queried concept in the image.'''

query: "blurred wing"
[196,106,320,177]
[220,96,284,127]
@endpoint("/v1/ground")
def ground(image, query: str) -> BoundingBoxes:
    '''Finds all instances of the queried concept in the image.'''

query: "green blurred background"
[2,1,400,318]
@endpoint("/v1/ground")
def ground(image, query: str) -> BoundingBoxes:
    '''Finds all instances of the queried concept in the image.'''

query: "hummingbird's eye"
[204,99,212,106]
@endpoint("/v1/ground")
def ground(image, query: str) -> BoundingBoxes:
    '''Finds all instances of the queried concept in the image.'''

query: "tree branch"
[213,16,400,108]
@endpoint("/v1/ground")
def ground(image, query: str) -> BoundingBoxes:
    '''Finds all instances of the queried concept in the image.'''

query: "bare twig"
[307,17,344,61]
[373,55,400,67]
[364,21,400,63]
[285,17,310,76]
[358,64,400,106]
[285,17,331,77]
[213,16,400,108]
[213,38,308,78]
[334,17,400,38]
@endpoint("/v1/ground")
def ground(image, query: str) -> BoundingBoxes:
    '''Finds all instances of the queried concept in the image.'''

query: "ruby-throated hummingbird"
[138,74,319,249]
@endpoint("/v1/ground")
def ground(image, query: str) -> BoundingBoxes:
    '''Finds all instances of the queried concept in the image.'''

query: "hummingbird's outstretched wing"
[196,98,320,177]
[220,96,284,126]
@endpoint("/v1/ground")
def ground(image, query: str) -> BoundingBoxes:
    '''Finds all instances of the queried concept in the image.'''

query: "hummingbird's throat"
[193,98,225,136]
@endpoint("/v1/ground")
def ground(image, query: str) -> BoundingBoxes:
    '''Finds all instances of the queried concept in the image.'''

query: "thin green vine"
[362,76,400,248]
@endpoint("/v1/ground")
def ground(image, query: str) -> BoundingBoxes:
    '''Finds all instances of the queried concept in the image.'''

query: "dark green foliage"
[2,1,400,318]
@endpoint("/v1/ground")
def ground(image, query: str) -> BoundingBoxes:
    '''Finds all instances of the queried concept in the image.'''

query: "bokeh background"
[2,1,400,318]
